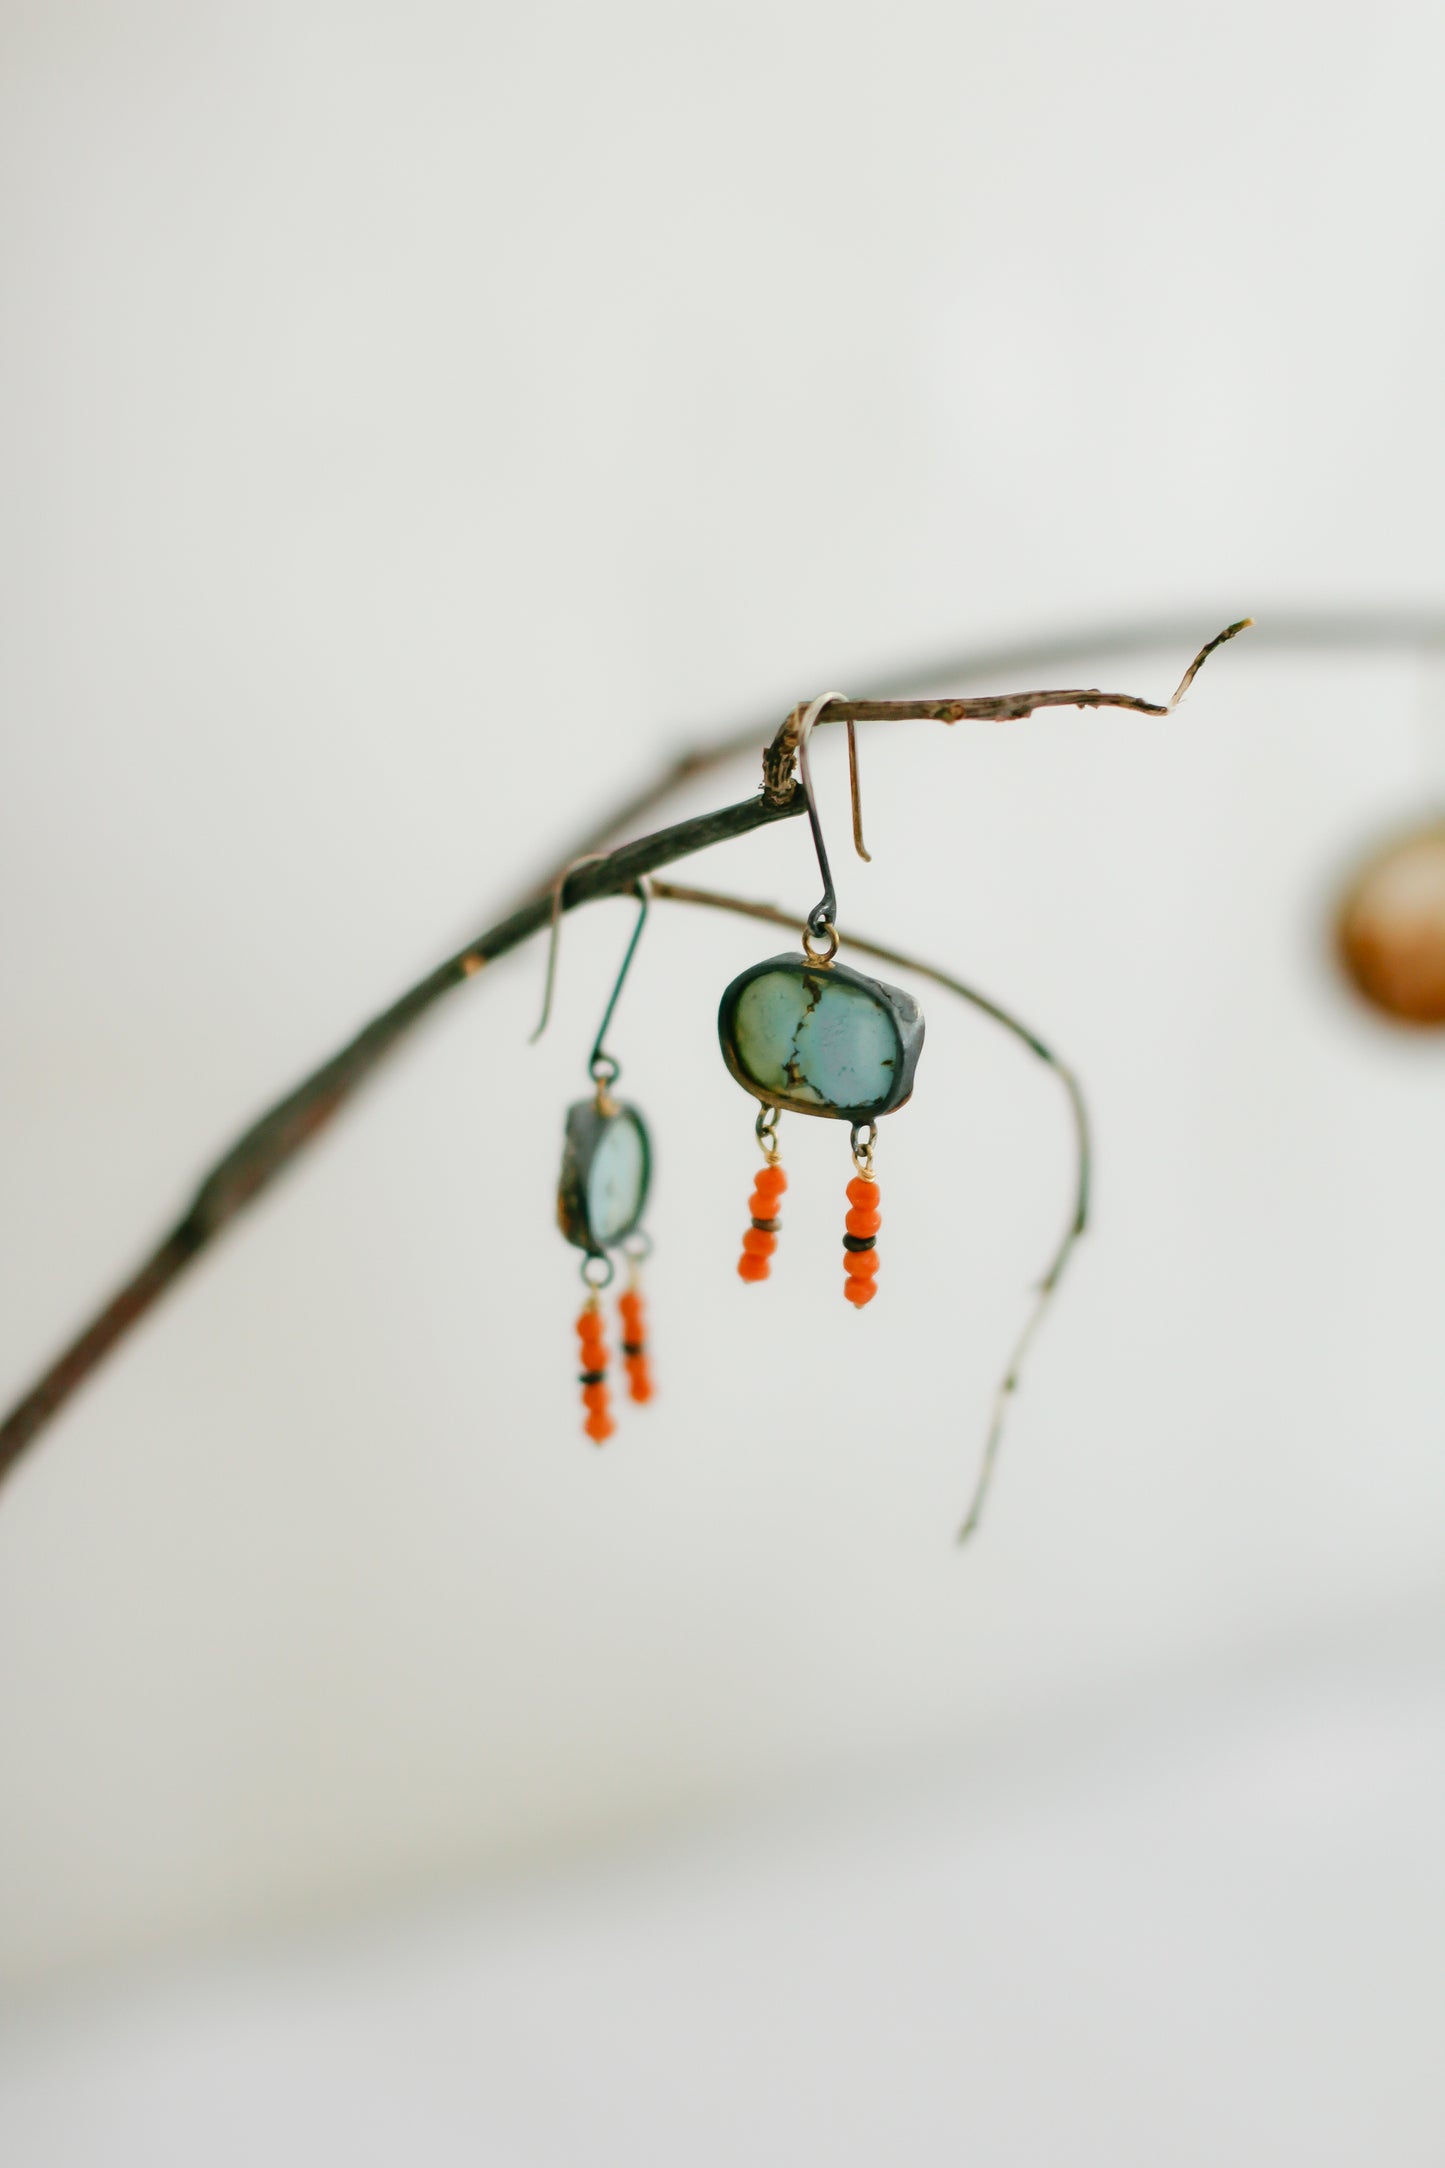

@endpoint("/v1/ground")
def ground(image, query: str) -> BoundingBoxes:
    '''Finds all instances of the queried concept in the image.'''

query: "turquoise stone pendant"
[718,953,924,1122]
[557,1099,652,1257]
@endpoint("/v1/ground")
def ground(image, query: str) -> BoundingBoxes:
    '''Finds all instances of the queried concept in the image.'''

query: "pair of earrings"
[547,693,925,1438]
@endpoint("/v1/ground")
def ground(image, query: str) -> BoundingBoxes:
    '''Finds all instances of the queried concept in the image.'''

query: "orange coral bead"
[618,1292,643,1324]
[754,1163,787,1196]
[845,1207,882,1237]
[581,1380,610,1410]
[741,1226,778,1257]
[624,1359,654,1404]
[843,1248,880,1279]
[846,1176,879,1207]
[747,1192,780,1221]
[584,1408,616,1442]
[843,1276,877,1307]
[737,1253,770,1282]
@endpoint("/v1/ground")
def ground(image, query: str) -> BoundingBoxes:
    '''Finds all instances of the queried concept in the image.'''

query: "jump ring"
[802,921,840,965]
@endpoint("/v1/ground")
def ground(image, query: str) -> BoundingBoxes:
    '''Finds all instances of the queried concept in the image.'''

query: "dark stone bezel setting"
[717,952,924,1122]
[556,1099,652,1257]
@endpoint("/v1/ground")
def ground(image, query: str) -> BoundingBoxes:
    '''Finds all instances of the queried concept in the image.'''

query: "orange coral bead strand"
[618,1282,654,1405]
[738,1159,787,1283]
[576,1297,616,1443]
[843,1172,880,1308]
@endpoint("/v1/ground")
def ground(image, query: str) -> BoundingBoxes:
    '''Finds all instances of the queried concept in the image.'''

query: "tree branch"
[0,791,801,1485]
[0,618,1255,1491]
[760,619,1251,797]
[549,606,1442,875]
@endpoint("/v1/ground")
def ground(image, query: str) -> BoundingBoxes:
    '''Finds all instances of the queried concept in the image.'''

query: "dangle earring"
[536,878,656,1441]
[717,694,925,1307]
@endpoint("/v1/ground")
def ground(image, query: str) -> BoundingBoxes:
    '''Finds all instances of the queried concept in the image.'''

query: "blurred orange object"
[1336,818,1445,1026]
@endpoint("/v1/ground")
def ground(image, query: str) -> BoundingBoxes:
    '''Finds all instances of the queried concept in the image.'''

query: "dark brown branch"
[0,792,802,1485]
[761,620,1251,798]
[0,619,1256,1489]
[650,881,1089,1540]
[558,606,1431,875]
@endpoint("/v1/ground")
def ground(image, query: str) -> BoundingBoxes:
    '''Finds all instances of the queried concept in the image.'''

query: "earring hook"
[846,715,872,865]
[530,863,651,1093]
[587,880,650,1088]
[529,853,609,1045]
[795,690,872,939]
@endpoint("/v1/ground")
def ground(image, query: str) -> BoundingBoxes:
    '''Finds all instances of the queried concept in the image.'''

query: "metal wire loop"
[587,881,650,1085]
[791,688,872,943]
[794,691,847,939]
[528,853,609,1044]
[580,1252,616,1291]
[529,872,651,1069]
[850,1120,877,1175]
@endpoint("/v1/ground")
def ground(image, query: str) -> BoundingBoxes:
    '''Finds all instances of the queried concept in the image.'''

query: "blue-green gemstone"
[718,954,924,1121]
[557,1101,651,1254]
[586,1111,647,1243]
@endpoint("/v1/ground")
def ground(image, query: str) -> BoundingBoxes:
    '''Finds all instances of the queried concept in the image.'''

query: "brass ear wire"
[529,854,609,1044]
[846,717,871,864]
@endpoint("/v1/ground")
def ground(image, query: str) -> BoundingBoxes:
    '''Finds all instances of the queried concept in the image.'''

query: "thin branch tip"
[1166,616,1254,709]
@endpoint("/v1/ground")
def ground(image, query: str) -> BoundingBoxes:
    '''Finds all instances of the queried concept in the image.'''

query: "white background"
[1,1,1442,2157]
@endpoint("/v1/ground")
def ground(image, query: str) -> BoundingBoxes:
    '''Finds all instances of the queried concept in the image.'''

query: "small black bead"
[750,1216,781,1234]
[842,1234,877,1253]
[578,1369,607,1387]
[621,1341,645,1358]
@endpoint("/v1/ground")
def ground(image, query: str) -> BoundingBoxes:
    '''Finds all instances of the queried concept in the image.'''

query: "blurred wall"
[2,0,1443,1990]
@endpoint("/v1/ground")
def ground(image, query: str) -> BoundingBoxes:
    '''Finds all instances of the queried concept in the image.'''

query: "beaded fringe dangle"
[842,1121,881,1309]
[618,1236,655,1403]
[575,1258,617,1444]
[737,1106,787,1283]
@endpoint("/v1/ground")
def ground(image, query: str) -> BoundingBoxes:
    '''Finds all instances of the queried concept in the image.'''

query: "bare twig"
[555,608,1441,878]
[0,621,1251,1492]
[0,793,802,1484]
[760,620,1252,798]
[651,882,1088,1540]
